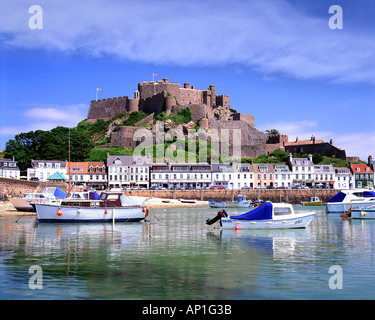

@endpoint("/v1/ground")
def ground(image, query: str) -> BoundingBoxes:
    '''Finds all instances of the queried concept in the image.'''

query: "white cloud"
[0,103,88,136]
[1,0,375,84]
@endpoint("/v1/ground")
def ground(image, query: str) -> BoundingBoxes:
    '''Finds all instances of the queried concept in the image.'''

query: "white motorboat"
[208,195,251,208]
[326,189,375,213]
[347,205,375,219]
[206,202,315,229]
[34,191,146,223]
[9,187,67,212]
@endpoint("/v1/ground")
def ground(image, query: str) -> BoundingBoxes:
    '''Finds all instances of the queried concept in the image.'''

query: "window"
[274,207,292,216]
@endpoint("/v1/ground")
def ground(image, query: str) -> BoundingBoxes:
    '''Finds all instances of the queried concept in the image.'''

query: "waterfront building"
[27,159,67,181]
[211,163,234,189]
[150,163,212,189]
[233,163,255,189]
[334,167,354,189]
[107,155,150,189]
[68,161,107,189]
[313,164,335,188]
[273,164,293,189]
[253,163,275,188]
[287,154,314,188]
[349,162,374,188]
[0,158,20,179]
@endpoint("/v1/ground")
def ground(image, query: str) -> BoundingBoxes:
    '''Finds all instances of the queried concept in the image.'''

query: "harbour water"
[1,206,375,300]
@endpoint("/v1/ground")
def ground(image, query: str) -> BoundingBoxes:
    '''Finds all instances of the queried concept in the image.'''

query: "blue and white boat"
[208,195,251,208]
[9,187,67,212]
[326,189,375,213]
[351,205,375,219]
[206,202,315,229]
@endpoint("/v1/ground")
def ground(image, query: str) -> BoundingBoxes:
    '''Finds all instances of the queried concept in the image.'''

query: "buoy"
[145,208,149,217]
[340,213,349,218]
[235,225,240,231]
[57,209,62,216]
[143,207,146,212]
[105,209,108,214]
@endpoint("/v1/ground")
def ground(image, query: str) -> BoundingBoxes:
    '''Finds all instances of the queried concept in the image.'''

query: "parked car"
[241,186,251,190]
[150,186,159,190]
[210,185,225,190]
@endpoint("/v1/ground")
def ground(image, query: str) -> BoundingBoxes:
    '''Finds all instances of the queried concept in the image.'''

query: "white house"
[273,164,293,189]
[211,163,234,189]
[287,154,315,188]
[334,167,354,189]
[107,155,150,189]
[150,163,212,189]
[27,159,67,181]
[233,163,255,189]
[0,158,20,179]
[313,164,335,188]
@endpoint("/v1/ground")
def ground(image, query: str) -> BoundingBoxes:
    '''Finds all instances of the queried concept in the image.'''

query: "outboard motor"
[206,210,228,226]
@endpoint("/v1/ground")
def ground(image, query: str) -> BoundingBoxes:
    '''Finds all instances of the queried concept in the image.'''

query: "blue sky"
[0,0,374,160]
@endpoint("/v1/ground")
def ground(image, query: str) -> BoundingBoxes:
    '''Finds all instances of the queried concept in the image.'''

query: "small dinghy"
[206,202,315,230]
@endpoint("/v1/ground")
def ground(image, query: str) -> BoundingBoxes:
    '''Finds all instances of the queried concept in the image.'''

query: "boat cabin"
[230,203,296,221]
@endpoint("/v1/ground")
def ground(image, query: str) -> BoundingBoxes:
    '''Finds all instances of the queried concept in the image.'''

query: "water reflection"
[2,207,375,299]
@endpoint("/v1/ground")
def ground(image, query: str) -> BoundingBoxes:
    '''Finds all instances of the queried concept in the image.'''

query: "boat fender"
[234,225,240,231]
[105,209,108,214]
[145,208,149,217]
[57,209,62,216]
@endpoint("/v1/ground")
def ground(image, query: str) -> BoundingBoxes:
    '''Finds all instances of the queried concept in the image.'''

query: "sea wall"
[0,177,336,204]
[123,188,336,204]
[0,178,69,200]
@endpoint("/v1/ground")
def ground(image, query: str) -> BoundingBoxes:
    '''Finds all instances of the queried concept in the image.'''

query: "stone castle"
[87,78,346,159]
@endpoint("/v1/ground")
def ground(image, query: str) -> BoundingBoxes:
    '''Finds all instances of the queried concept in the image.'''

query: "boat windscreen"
[120,194,140,207]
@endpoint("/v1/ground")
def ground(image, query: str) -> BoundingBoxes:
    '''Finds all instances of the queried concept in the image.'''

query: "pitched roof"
[47,172,68,180]
[285,139,324,146]
[351,164,374,173]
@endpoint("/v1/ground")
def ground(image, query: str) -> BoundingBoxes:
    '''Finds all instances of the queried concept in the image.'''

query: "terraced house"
[349,162,374,188]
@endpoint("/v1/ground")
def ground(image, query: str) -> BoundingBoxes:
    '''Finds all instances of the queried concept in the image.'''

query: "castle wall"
[87,96,129,121]
[111,126,140,149]
[138,81,181,101]
[216,95,230,109]
[232,113,254,128]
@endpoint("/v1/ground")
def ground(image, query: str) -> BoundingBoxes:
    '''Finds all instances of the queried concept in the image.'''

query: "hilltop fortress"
[87,78,346,159]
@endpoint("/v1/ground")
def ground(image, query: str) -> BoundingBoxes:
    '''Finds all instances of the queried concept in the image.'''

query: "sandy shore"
[0,197,209,217]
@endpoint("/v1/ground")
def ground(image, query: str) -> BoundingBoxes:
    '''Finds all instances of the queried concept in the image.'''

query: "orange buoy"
[340,213,348,218]
[57,209,62,216]
[105,209,108,214]
[143,207,146,212]
[145,208,149,217]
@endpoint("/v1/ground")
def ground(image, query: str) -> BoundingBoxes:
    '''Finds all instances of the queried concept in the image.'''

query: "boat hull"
[327,202,375,213]
[221,213,315,229]
[35,203,145,223]
[351,209,375,219]
[301,202,322,206]
[209,201,251,208]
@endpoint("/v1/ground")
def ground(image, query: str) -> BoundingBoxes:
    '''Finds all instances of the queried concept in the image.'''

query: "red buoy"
[57,209,62,216]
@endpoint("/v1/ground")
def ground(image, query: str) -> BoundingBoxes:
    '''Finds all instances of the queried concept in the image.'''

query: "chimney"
[295,137,299,142]
[311,135,315,144]
[368,155,373,169]
[308,154,313,163]
[330,139,333,145]
[184,83,191,89]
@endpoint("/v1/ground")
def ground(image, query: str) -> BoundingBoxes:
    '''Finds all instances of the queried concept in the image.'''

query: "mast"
[68,128,71,197]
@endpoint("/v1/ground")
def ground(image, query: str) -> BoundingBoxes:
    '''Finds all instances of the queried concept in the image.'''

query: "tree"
[265,129,280,135]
